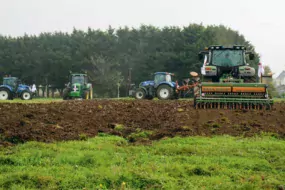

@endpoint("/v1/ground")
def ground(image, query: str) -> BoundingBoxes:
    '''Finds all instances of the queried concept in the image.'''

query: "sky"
[1,0,284,77]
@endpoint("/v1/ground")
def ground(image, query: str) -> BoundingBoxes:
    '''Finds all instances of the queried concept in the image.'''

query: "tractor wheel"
[21,91,32,100]
[157,85,173,100]
[0,88,11,100]
[135,88,146,100]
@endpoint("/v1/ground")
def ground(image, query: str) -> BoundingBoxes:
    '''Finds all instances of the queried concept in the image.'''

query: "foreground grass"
[0,135,284,190]
[0,98,63,104]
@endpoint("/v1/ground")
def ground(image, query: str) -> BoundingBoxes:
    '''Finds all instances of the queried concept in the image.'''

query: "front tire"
[135,88,146,100]
[21,91,32,100]
[157,85,173,100]
[0,88,11,100]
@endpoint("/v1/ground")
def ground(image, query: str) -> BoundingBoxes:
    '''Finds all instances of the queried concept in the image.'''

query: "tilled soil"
[0,100,285,146]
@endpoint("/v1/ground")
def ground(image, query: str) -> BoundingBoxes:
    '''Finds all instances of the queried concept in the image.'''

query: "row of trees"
[0,24,259,97]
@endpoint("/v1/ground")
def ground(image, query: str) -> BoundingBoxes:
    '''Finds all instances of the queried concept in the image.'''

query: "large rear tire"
[157,85,173,100]
[135,88,146,100]
[0,88,11,100]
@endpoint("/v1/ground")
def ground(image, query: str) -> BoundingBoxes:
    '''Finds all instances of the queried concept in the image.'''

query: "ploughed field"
[1,100,285,145]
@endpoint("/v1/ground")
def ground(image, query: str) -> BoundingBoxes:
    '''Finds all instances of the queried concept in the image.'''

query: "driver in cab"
[222,53,234,67]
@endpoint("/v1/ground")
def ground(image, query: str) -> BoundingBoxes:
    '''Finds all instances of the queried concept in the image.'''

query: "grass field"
[0,135,284,190]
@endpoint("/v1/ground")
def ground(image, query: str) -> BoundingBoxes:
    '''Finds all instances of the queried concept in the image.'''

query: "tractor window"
[165,74,171,82]
[72,76,85,84]
[212,50,244,67]
[3,78,17,87]
[154,74,172,83]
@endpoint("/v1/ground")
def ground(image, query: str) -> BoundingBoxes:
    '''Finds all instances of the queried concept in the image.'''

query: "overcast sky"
[1,0,284,77]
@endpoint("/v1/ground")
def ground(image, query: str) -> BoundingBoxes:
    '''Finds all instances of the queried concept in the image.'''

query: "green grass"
[0,135,284,190]
[0,98,63,104]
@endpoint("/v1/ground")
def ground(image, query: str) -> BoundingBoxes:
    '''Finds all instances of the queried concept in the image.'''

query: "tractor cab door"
[154,74,166,88]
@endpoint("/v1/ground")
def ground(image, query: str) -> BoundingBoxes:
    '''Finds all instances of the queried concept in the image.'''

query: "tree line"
[0,24,259,97]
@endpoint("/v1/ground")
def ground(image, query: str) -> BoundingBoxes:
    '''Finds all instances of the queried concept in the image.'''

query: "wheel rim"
[159,88,169,99]
[22,92,31,100]
[0,91,8,100]
[136,92,144,99]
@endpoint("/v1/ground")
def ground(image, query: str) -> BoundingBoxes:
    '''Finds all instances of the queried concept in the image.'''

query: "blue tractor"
[0,76,32,100]
[132,72,178,100]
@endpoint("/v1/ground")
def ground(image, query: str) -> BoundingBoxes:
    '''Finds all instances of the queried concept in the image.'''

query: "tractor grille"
[72,84,80,92]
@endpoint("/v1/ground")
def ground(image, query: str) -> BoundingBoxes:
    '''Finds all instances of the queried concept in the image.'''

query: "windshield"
[154,74,172,83]
[3,78,17,87]
[212,50,244,67]
[72,76,85,84]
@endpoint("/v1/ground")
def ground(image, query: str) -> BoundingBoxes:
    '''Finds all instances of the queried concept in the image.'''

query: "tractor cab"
[3,77,18,88]
[154,72,174,87]
[70,74,88,85]
[199,46,256,82]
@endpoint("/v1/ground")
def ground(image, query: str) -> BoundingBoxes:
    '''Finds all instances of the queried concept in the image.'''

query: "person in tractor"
[222,53,234,67]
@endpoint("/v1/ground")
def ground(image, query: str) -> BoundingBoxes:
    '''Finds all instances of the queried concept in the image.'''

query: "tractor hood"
[139,81,155,87]
[71,83,82,92]
[18,84,31,91]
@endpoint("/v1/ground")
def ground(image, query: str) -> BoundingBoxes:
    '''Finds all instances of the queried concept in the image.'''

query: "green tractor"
[62,73,93,100]
[195,45,273,109]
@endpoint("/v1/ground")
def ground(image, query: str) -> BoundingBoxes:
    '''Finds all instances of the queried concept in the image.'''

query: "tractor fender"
[156,82,176,89]
[137,87,147,94]
[0,85,13,92]
[17,85,32,94]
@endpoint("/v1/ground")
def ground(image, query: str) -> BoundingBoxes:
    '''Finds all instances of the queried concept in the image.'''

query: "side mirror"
[249,53,255,60]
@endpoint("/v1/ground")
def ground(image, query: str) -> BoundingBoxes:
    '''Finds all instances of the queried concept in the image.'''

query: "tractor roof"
[3,77,18,80]
[71,73,87,76]
[155,72,174,75]
[206,45,246,50]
